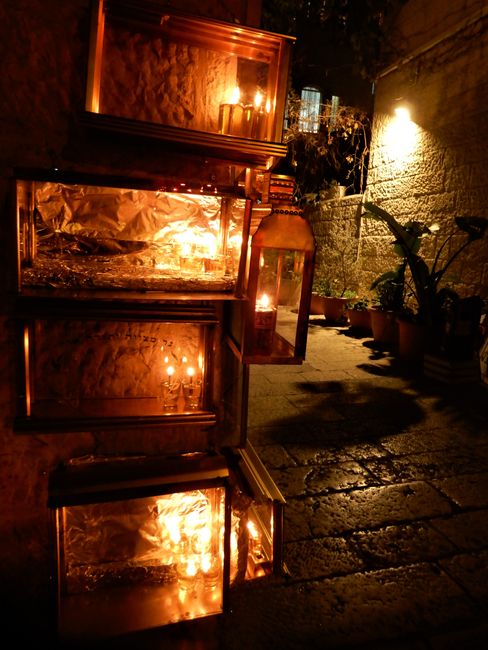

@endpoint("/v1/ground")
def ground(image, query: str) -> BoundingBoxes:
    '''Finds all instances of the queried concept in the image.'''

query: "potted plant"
[310,275,333,315]
[323,288,356,323]
[368,260,406,347]
[320,180,347,201]
[283,92,371,203]
[345,297,371,332]
[310,274,355,322]
[363,201,488,377]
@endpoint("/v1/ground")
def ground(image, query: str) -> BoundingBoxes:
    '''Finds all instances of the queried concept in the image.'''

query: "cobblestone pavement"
[103,319,488,650]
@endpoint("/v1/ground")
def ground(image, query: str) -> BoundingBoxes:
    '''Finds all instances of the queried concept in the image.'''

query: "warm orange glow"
[153,490,225,593]
[230,86,240,105]
[180,242,192,257]
[247,519,259,539]
[394,105,411,122]
[256,293,271,309]
[23,325,31,415]
[254,91,263,108]
[382,106,420,165]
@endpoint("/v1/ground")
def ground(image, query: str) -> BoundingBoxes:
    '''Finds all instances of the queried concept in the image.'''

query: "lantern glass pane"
[256,248,304,351]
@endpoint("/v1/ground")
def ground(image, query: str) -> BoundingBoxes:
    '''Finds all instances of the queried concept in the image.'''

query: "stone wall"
[306,195,364,297]
[310,0,488,304]
[362,0,488,299]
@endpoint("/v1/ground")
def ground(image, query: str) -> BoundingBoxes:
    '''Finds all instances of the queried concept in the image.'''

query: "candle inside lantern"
[254,293,277,353]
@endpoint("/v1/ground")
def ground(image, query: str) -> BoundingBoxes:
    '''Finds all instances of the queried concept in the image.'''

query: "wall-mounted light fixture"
[394,105,412,123]
[383,98,419,164]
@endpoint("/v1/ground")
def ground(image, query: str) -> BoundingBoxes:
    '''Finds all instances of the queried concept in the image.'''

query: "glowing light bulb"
[394,106,411,122]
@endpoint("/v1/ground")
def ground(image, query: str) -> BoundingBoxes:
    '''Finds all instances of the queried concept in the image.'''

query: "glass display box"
[83,0,293,165]
[17,315,215,425]
[15,173,251,294]
[48,450,284,644]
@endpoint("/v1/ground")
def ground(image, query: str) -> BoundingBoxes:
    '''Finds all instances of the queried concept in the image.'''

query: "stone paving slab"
[284,481,453,540]
[217,563,478,650]
[284,536,366,580]
[431,472,488,508]
[363,447,488,484]
[270,460,381,497]
[429,510,488,552]
[439,549,488,605]
[348,521,456,568]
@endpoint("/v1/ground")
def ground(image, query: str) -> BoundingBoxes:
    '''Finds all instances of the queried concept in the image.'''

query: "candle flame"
[265,99,271,113]
[247,520,259,539]
[230,86,240,104]
[254,91,263,108]
[167,366,175,377]
[257,293,270,309]
[181,243,191,257]
[187,367,195,378]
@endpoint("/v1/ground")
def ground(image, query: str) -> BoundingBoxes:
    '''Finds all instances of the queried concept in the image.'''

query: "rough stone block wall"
[363,0,488,302]
[306,196,365,297]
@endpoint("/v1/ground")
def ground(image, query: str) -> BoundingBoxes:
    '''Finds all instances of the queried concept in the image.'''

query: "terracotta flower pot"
[397,318,426,366]
[310,293,327,316]
[369,308,396,346]
[323,297,350,323]
[345,308,371,332]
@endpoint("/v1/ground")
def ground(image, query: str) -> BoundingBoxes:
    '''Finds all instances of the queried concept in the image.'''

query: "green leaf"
[455,216,488,240]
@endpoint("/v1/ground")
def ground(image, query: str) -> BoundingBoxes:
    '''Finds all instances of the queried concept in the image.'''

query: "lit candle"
[183,365,201,409]
[256,293,271,310]
[251,92,270,140]
[161,365,180,412]
[230,86,244,136]
[218,86,244,136]
[242,103,254,138]
[254,293,277,353]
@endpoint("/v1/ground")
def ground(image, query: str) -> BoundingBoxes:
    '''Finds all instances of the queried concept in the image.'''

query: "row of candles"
[218,88,271,140]
[161,362,202,412]
[154,234,243,277]
[153,491,264,595]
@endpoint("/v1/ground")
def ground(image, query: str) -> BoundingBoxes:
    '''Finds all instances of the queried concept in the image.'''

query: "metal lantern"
[243,204,316,363]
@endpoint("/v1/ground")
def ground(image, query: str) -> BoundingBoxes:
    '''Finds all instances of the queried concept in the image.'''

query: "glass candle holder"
[183,379,202,410]
[161,379,181,412]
